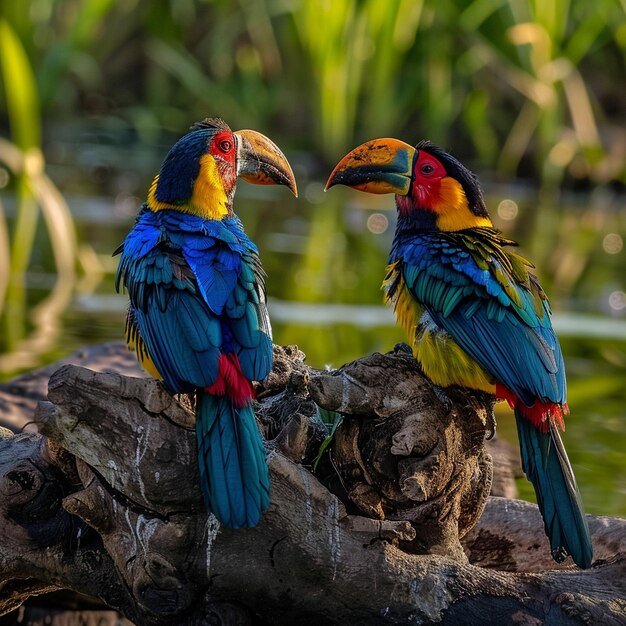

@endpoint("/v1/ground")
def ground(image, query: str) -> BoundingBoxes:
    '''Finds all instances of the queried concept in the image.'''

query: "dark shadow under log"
[0,343,624,625]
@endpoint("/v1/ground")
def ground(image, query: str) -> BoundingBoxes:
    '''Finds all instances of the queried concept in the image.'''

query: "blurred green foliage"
[1,0,625,178]
[0,0,624,360]
[0,0,624,356]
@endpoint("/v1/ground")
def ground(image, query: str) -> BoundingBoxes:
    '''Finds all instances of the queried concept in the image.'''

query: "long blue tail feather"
[516,411,593,568]
[196,393,270,528]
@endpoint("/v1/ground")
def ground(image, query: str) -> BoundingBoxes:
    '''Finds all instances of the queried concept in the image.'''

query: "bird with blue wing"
[116,118,297,527]
[326,138,593,568]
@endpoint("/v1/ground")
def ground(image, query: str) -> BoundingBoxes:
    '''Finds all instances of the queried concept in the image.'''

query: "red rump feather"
[206,353,255,408]
[496,383,567,432]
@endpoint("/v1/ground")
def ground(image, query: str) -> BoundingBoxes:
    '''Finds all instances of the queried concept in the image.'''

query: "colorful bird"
[326,138,593,568]
[115,118,297,528]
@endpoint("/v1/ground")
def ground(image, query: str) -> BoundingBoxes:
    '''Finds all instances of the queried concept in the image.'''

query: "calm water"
[1,156,625,517]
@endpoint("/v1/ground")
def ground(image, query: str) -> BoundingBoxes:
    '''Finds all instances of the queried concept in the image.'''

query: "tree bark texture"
[0,343,624,625]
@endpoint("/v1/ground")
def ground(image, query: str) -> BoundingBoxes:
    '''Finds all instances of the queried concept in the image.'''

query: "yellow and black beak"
[235,129,298,197]
[325,138,416,195]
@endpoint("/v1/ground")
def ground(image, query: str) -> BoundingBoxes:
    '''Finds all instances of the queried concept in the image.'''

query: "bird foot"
[393,342,413,357]
[432,385,453,415]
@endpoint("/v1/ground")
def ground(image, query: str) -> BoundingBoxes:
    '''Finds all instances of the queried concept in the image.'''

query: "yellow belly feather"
[383,263,495,393]
[125,311,162,380]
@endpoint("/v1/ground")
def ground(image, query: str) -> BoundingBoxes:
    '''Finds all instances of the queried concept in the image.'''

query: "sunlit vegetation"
[0,0,625,514]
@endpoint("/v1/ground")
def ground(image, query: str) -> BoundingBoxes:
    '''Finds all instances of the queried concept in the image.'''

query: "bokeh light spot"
[602,233,623,255]
[366,212,388,234]
[496,199,518,221]
[0,167,9,189]
[305,182,325,204]
[115,192,140,217]
[608,291,626,311]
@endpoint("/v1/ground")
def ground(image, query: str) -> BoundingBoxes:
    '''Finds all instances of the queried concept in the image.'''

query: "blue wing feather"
[116,208,273,528]
[116,209,273,390]
[397,230,566,405]
[133,291,221,391]
[394,228,592,567]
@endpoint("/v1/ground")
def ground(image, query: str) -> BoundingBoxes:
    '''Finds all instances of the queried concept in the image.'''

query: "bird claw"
[432,385,453,414]
[393,342,413,356]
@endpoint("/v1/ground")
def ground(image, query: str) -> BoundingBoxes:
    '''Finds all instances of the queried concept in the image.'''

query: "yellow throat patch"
[434,177,492,232]
[147,153,230,220]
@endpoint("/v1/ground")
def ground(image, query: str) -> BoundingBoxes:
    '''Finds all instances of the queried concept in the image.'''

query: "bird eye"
[218,139,232,153]
[421,164,435,175]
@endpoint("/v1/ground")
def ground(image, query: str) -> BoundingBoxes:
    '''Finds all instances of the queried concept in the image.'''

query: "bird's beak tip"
[235,129,297,195]
[326,138,415,196]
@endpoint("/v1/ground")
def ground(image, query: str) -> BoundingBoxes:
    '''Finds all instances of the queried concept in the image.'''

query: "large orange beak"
[325,138,416,195]
[235,129,298,196]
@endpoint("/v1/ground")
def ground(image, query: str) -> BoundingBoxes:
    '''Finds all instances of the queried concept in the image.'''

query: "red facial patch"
[410,151,447,209]
[206,353,254,408]
[209,130,237,192]
[413,151,447,185]
[209,130,236,160]
[496,383,566,432]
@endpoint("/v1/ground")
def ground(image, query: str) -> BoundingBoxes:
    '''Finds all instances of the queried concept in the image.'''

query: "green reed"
[0,0,624,361]
[0,16,81,366]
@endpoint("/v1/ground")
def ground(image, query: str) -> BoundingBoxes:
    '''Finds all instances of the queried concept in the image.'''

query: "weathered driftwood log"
[0,342,148,433]
[308,351,493,561]
[0,344,625,625]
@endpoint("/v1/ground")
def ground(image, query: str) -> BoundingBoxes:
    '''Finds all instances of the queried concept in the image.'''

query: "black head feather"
[415,140,489,217]
[153,119,232,204]
[189,117,231,133]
